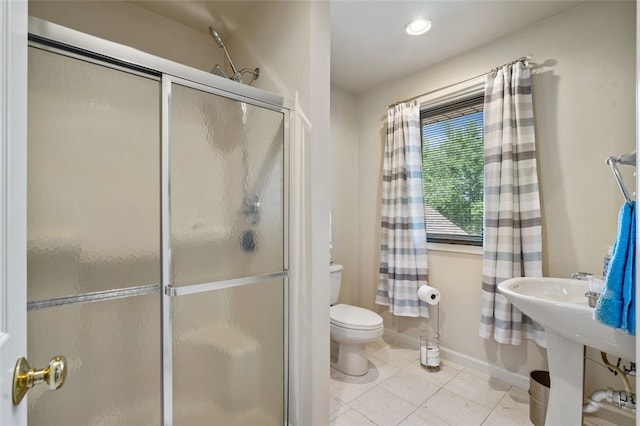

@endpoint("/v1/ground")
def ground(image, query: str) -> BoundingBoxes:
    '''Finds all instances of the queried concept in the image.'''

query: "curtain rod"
[388,54,533,109]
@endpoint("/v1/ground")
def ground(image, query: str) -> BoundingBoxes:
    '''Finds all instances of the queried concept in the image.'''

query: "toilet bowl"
[330,303,384,375]
[330,264,384,376]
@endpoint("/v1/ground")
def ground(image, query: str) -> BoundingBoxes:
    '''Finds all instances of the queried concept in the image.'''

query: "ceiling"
[133,1,584,94]
[331,1,583,93]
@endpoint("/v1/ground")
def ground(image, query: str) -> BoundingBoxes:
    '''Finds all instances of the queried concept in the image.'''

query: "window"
[420,95,484,245]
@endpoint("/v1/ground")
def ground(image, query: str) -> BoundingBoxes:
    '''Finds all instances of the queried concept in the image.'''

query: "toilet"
[330,263,384,376]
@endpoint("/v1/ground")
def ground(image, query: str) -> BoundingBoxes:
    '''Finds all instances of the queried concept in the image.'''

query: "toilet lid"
[330,304,383,331]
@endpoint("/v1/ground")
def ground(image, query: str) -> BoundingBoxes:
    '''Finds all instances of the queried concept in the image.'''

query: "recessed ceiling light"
[406,19,432,36]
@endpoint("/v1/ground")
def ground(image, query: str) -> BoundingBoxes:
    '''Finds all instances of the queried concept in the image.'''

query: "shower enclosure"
[25,18,291,425]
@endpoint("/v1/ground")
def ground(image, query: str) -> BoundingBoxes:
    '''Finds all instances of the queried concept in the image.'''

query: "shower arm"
[220,46,241,81]
[238,67,260,79]
[212,65,260,83]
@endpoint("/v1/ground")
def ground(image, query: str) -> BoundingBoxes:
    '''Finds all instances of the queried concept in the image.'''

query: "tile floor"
[329,338,619,426]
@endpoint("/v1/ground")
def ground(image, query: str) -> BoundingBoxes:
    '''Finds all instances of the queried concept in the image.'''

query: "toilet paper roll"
[418,285,441,305]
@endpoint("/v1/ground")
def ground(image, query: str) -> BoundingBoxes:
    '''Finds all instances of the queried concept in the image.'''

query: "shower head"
[208,23,259,84]
[208,26,225,49]
[211,64,229,79]
[208,25,239,79]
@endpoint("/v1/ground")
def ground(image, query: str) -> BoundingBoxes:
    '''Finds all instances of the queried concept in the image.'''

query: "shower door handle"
[12,355,67,405]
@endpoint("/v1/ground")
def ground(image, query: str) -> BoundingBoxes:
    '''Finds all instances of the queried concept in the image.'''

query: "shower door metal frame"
[26,16,293,426]
[161,74,291,425]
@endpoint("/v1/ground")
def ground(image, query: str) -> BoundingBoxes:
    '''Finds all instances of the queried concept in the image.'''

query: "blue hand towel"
[594,201,636,335]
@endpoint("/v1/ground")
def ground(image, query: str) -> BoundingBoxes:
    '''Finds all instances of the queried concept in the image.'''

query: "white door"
[0,0,28,425]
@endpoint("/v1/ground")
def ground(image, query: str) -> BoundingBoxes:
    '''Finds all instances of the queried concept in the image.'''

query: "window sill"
[427,242,482,256]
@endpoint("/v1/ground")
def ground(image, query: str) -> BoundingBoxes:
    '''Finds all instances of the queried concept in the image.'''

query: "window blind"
[420,95,484,245]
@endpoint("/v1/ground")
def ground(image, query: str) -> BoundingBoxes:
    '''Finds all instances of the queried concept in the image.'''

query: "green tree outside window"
[421,111,483,237]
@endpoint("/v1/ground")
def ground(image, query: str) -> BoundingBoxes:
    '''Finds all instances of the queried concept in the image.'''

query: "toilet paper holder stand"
[419,291,441,372]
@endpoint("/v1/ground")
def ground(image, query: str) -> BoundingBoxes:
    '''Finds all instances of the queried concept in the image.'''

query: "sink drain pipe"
[583,388,636,413]
[583,389,607,413]
[583,353,636,414]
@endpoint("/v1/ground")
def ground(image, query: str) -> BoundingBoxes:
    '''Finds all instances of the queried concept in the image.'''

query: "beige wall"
[224,1,311,111]
[342,1,635,411]
[29,1,224,72]
[330,87,359,305]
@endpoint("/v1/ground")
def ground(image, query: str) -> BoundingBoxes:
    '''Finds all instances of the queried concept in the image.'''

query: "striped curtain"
[376,101,430,318]
[479,61,545,346]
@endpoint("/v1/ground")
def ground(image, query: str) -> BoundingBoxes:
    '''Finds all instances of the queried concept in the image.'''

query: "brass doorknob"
[12,355,67,405]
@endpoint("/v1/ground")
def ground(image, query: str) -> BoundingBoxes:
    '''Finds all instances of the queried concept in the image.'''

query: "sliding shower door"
[164,78,288,426]
[26,35,288,425]
[27,46,162,424]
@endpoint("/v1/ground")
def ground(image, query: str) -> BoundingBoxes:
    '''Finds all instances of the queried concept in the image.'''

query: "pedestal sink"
[498,277,635,426]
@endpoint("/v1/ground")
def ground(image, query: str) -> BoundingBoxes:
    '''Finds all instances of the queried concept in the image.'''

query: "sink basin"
[498,277,635,361]
[498,276,636,426]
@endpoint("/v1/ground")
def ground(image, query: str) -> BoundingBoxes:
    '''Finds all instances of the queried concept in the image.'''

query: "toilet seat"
[330,304,383,331]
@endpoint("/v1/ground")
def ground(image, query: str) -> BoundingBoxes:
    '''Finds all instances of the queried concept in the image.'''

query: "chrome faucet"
[571,272,601,307]
[571,272,595,280]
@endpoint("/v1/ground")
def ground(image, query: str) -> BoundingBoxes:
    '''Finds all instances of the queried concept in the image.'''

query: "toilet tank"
[330,263,343,305]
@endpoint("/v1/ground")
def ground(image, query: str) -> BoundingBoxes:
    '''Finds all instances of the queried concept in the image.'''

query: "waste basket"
[529,370,550,426]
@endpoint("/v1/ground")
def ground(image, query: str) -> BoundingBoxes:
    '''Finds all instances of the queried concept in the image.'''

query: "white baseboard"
[442,346,532,390]
[383,328,530,389]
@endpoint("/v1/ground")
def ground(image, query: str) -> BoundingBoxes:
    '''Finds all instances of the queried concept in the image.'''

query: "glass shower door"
[165,79,288,426]
[26,41,288,426]
[27,46,161,425]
